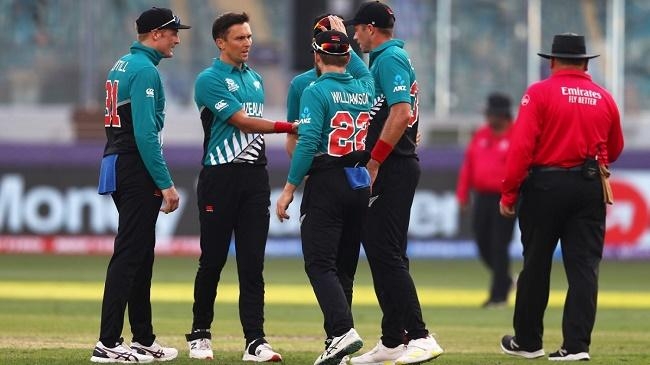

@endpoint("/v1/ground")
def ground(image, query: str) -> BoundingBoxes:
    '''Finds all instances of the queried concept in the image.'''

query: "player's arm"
[277,87,325,221]
[228,110,295,134]
[196,72,295,135]
[366,58,413,184]
[130,66,174,190]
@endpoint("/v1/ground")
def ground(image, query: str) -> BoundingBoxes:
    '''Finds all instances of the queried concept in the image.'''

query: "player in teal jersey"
[185,12,294,362]
[345,2,444,365]
[285,14,364,354]
[93,7,189,363]
[276,23,374,365]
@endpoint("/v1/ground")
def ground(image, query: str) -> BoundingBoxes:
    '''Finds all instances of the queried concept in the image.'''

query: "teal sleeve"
[377,55,412,106]
[195,72,243,123]
[347,52,375,96]
[286,79,301,122]
[287,87,326,186]
[130,66,173,189]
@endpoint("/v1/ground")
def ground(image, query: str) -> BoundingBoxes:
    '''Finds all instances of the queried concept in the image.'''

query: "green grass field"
[0,254,649,364]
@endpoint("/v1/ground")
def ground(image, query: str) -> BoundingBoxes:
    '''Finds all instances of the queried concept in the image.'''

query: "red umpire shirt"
[501,69,624,208]
[457,124,513,205]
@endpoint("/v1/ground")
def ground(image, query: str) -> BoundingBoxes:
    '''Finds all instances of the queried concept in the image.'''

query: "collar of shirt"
[551,69,592,81]
[369,38,405,64]
[212,58,250,73]
[130,41,164,66]
[316,72,353,83]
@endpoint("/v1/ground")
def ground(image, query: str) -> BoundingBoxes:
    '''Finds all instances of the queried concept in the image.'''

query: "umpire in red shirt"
[499,33,624,361]
[457,92,515,308]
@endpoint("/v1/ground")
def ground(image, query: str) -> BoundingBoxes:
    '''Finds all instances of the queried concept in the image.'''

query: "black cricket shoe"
[549,348,590,361]
[500,335,545,359]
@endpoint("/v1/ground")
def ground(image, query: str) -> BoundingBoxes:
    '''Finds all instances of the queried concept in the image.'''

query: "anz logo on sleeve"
[392,74,407,92]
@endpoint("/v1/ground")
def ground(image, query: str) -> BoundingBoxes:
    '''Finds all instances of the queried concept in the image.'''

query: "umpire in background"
[456,92,515,308]
[92,7,187,363]
[499,33,624,361]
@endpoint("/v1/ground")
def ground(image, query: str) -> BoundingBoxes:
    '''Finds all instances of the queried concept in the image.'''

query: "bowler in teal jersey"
[185,12,294,363]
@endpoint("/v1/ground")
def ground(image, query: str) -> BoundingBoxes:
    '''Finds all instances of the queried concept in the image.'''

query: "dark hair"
[556,57,588,66]
[317,53,350,67]
[212,12,249,40]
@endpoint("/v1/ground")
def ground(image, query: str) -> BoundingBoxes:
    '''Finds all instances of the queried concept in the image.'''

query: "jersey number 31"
[104,80,121,128]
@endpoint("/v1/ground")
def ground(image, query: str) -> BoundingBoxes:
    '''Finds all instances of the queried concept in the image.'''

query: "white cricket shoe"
[90,340,154,363]
[187,337,213,360]
[350,341,405,364]
[130,341,178,362]
[395,335,443,364]
[314,328,364,365]
[242,339,282,362]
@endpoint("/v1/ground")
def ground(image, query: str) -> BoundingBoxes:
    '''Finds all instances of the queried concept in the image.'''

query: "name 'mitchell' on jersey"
[195,59,267,166]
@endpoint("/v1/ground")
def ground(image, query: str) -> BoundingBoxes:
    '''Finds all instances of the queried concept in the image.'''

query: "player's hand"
[328,15,346,34]
[499,202,515,218]
[276,188,294,222]
[160,186,180,214]
[416,131,422,147]
[366,159,380,192]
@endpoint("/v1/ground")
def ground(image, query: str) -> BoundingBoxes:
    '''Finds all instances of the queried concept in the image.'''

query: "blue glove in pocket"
[98,154,118,195]
[344,167,371,190]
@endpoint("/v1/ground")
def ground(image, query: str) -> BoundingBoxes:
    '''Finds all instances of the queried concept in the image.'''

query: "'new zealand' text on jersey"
[103,41,173,190]
[367,39,419,158]
[195,59,266,166]
[288,53,374,185]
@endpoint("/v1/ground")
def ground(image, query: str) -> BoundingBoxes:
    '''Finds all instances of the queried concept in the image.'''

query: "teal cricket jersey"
[288,52,374,186]
[286,68,318,122]
[194,58,266,166]
[103,41,173,190]
[366,39,420,158]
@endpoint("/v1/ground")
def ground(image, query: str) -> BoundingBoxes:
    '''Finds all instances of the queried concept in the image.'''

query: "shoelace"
[558,349,568,356]
[195,338,211,351]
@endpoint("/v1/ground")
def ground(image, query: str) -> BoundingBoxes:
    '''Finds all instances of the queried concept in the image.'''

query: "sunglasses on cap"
[155,15,181,30]
[312,41,351,55]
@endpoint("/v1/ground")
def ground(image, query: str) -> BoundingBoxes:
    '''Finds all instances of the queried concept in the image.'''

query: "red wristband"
[371,139,393,163]
[273,121,294,134]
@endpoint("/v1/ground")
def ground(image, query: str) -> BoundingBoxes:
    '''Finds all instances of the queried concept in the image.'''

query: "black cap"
[136,7,191,34]
[485,92,512,118]
[344,1,395,28]
[537,33,599,59]
[312,30,351,56]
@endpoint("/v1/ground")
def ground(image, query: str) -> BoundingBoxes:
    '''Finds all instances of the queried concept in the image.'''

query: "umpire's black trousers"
[362,156,428,348]
[100,153,162,347]
[514,170,605,354]
[473,192,515,302]
[192,164,270,342]
[301,167,368,338]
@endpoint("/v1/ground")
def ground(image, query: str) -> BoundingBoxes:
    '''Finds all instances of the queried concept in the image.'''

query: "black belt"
[531,165,583,173]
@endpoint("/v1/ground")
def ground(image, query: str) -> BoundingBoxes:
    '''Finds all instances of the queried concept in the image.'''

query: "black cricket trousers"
[514,170,605,354]
[301,167,368,338]
[192,164,270,342]
[362,156,428,348]
[473,192,515,302]
[100,153,162,347]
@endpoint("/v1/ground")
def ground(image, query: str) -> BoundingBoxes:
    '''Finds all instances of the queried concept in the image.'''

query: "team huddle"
[94,0,623,364]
